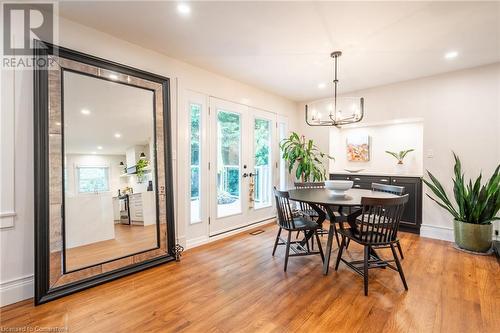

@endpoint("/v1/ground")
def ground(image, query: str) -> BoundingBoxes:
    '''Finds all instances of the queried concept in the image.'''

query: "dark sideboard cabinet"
[329,173,423,234]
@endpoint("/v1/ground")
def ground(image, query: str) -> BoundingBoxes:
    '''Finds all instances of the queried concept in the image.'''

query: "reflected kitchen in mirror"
[62,70,158,272]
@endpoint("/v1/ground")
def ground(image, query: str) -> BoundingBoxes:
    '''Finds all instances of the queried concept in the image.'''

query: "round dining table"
[288,188,400,275]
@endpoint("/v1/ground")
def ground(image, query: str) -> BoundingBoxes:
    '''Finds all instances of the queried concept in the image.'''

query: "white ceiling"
[63,71,154,155]
[60,1,500,102]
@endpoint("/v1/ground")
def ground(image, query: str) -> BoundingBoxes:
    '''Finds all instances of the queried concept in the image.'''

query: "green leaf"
[279,131,333,183]
[423,152,500,224]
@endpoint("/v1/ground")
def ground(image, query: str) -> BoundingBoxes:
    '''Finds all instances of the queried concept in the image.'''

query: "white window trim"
[75,164,111,195]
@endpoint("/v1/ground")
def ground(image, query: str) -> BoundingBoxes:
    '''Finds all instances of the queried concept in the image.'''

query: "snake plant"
[280,132,334,182]
[423,153,500,224]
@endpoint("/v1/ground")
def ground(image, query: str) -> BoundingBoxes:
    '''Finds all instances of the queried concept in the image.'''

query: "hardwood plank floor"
[66,224,157,271]
[1,222,499,332]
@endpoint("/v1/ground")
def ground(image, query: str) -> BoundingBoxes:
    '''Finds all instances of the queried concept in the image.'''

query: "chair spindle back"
[273,188,296,229]
[357,195,409,244]
[294,182,325,213]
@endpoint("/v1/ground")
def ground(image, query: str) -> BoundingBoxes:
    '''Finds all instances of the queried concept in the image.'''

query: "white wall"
[329,121,424,176]
[0,17,299,306]
[300,63,500,241]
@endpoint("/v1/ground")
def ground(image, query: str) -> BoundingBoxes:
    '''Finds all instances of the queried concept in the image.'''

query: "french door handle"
[242,173,249,178]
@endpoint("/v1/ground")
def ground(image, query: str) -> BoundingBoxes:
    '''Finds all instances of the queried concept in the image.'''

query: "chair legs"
[390,243,408,290]
[335,237,407,296]
[363,245,370,296]
[275,228,324,272]
[272,227,282,256]
[284,230,292,272]
[396,241,404,259]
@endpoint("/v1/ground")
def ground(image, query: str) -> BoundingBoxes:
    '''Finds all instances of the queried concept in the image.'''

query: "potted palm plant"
[280,132,334,181]
[423,153,499,253]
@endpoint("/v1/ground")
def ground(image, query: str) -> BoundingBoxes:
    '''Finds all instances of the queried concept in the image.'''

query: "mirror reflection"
[63,71,158,272]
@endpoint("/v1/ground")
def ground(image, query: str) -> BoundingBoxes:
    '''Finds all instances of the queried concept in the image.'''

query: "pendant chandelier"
[305,51,364,127]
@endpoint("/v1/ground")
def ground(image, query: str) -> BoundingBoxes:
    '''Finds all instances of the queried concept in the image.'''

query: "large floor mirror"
[34,41,175,304]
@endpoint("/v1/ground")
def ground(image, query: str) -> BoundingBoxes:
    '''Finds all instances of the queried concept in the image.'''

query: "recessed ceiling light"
[318,83,326,89]
[114,133,121,138]
[91,151,97,154]
[81,109,91,115]
[444,51,458,59]
[177,3,191,15]
[109,73,119,80]
[97,146,103,150]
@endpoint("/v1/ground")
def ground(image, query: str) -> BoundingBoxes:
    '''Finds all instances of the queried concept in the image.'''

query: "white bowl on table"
[325,180,354,196]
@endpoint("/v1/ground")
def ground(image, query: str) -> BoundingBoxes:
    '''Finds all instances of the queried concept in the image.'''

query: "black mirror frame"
[33,40,176,305]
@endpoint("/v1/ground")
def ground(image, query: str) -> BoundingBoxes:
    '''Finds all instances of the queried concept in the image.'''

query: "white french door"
[208,97,276,236]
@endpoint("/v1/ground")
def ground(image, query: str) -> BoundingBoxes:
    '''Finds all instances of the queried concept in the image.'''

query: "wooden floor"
[1,222,499,332]
[66,224,157,271]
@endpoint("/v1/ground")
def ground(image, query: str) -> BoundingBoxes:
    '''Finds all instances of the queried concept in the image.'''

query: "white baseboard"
[186,235,209,249]
[185,218,275,250]
[0,275,33,307]
[420,224,454,242]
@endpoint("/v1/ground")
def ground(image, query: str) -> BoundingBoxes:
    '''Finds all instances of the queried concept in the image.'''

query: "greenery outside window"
[77,166,109,193]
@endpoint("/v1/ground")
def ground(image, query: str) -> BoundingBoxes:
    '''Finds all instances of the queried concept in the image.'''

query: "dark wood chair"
[272,188,324,271]
[294,182,325,220]
[335,195,409,296]
[371,182,405,259]
[293,182,325,239]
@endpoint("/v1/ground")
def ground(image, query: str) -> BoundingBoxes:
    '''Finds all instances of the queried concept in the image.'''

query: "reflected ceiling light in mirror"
[444,51,458,59]
[80,109,91,115]
[55,122,61,126]
[97,146,103,150]
[109,73,119,80]
[177,3,191,16]
[91,151,96,154]
[114,133,121,138]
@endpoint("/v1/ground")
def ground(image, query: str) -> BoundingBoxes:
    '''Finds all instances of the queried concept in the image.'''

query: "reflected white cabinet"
[129,193,144,223]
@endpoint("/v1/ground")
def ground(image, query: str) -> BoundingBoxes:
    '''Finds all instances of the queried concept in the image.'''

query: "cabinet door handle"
[354,177,361,181]
[380,179,388,182]
[354,184,361,188]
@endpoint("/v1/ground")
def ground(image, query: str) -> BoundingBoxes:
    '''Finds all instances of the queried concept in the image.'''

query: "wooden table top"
[288,188,399,206]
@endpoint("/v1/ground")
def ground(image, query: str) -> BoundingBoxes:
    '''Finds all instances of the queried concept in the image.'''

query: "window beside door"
[254,118,272,209]
[190,103,202,223]
[278,121,288,190]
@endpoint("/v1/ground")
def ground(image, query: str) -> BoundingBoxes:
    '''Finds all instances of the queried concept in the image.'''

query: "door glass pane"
[254,118,272,209]
[190,103,201,223]
[279,122,287,189]
[217,110,241,217]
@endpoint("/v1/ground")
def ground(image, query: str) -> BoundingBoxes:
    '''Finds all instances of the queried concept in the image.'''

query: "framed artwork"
[346,134,370,161]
